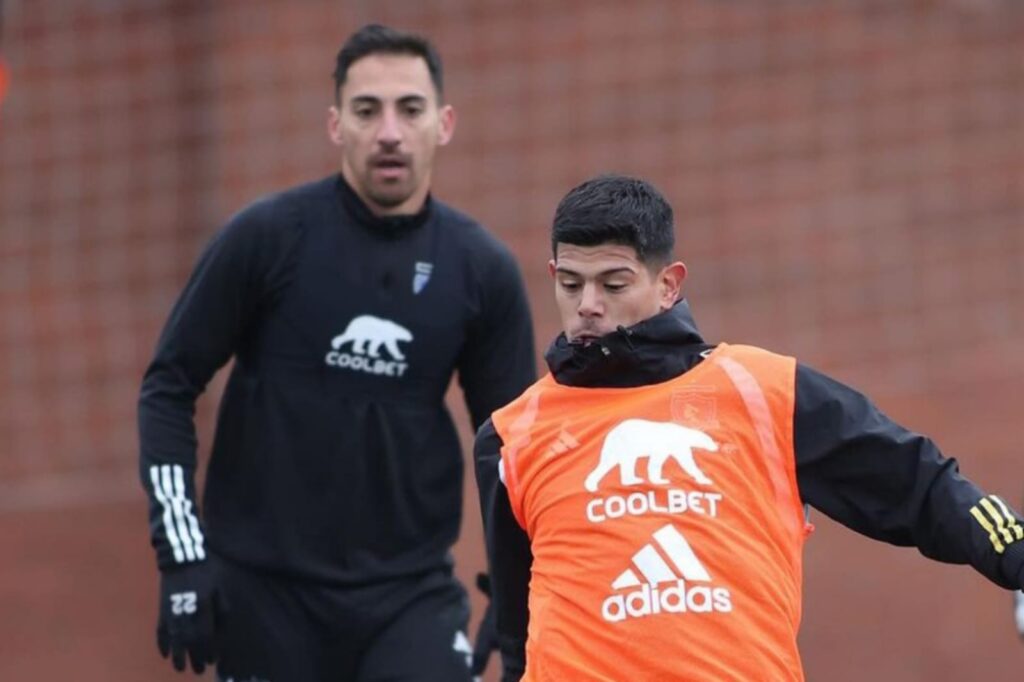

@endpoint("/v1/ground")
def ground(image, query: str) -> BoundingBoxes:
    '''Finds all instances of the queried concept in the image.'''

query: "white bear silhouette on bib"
[585,419,719,492]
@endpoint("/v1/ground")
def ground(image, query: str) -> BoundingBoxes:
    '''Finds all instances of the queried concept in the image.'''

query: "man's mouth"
[371,156,409,180]
[571,331,601,345]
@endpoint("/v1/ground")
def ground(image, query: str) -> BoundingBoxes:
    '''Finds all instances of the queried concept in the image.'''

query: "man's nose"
[376,108,403,146]
[578,283,604,317]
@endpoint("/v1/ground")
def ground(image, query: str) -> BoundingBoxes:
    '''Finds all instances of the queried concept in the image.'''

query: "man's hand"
[472,573,499,680]
[1015,590,1024,639]
[157,562,218,674]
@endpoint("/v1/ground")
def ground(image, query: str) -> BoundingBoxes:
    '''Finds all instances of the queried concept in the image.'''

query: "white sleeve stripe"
[150,466,185,563]
[162,464,196,562]
[183,499,206,560]
[174,465,206,560]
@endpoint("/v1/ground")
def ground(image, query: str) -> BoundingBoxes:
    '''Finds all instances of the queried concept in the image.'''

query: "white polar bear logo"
[331,315,413,360]
[585,419,719,492]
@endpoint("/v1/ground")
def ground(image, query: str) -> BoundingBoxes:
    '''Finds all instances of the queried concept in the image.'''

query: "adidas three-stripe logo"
[969,494,1024,554]
[545,426,580,458]
[149,464,205,563]
[613,524,711,589]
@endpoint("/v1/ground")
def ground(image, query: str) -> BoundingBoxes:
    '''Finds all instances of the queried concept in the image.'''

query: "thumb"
[157,623,170,658]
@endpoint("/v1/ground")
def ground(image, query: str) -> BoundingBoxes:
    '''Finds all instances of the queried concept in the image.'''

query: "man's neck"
[334,173,432,237]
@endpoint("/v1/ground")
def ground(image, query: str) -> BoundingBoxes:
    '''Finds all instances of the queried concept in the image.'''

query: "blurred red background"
[1,1,1022,680]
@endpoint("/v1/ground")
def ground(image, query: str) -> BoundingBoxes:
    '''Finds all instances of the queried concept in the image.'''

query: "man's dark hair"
[333,24,444,102]
[552,174,676,268]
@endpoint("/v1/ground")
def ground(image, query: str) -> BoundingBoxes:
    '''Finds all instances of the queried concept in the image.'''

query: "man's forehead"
[555,242,642,265]
[341,53,436,101]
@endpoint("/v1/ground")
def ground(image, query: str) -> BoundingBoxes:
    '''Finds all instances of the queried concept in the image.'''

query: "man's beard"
[365,177,415,209]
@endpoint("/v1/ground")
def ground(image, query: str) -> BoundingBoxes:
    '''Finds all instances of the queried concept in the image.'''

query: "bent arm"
[139,202,287,568]
[474,420,532,681]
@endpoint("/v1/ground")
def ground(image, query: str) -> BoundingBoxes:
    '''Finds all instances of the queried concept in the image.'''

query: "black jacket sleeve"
[457,241,537,431]
[794,363,1024,589]
[138,198,298,570]
[474,419,532,682]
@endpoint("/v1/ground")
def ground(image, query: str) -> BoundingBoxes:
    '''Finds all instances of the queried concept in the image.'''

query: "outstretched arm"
[794,363,1024,590]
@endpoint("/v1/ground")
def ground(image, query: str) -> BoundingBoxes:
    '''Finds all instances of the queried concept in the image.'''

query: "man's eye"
[560,281,581,292]
[403,105,424,117]
[605,283,626,292]
[354,107,375,119]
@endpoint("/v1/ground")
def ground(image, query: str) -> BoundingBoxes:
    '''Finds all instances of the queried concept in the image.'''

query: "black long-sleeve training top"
[475,300,1024,680]
[140,174,536,583]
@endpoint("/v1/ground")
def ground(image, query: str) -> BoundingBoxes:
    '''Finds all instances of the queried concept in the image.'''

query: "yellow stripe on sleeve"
[970,505,1006,554]
[989,495,1024,542]
[980,497,1015,545]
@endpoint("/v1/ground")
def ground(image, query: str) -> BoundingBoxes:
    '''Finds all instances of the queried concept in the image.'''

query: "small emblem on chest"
[413,262,433,294]
[670,387,720,430]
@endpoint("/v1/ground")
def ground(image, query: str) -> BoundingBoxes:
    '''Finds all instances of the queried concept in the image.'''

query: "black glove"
[157,561,218,674]
[471,573,499,679]
[1015,590,1024,639]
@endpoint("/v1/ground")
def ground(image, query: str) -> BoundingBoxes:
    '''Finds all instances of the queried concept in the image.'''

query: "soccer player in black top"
[139,24,536,681]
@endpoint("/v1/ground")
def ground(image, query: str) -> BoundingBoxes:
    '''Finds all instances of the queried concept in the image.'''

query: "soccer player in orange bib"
[474,174,1024,681]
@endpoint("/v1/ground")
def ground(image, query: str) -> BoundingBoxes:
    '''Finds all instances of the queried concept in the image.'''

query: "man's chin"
[366,187,414,211]
[368,184,409,202]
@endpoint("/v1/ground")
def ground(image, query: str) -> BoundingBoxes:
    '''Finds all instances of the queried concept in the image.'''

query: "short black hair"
[552,174,675,268]
[333,24,444,102]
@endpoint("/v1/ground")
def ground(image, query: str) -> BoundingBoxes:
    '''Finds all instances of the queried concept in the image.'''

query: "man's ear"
[437,104,456,146]
[548,258,557,279]
[658,261,688,310]
[327,106,343,147]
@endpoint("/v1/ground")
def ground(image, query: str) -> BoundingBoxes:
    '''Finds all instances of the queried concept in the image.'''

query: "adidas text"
[602,580,732,622]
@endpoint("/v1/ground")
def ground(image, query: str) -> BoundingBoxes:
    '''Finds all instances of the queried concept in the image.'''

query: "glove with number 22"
[157,562,219,674]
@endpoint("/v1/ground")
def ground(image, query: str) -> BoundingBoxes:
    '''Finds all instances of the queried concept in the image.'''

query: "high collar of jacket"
[335,173,432,237]
[544,300,713,388]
